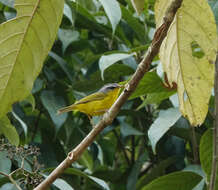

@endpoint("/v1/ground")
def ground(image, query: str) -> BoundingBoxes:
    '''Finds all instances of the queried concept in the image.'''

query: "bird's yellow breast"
[74,88,120,116]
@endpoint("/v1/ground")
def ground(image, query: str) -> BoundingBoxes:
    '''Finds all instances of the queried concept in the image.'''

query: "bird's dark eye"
[108,86,116,90]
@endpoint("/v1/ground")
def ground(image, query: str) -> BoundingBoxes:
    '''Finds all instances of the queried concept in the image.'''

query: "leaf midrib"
[175,10,197,122]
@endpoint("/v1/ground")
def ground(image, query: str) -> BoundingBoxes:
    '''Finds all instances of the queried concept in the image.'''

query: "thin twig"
[113,130,131,165]
[191,126,199,164]
[0,171,9,177]
[0,169,23,190]
[131,136,135,165]
[10,168,22,177]
[34,1,183,189]
[21,158,25,169]
[209,52,218,190]
[0,166,23,190]
[8,174,22,190]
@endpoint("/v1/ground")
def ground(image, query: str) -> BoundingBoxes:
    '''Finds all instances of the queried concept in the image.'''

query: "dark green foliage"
[0,0,217,190]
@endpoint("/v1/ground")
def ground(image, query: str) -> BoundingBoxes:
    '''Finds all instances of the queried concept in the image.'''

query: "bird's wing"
[74,92,107,105]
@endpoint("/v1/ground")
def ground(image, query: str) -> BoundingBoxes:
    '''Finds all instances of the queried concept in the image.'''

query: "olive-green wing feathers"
[74,92,107,105]
[57,92,107,115]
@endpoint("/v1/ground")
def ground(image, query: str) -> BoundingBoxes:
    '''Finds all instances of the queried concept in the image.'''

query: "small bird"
[57,83,123,120]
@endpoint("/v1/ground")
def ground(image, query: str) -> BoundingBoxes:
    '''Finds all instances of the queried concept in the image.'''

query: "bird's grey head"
[98,83,121,93]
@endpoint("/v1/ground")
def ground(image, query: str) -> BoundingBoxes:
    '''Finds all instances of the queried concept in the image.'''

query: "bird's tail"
[57,105,76,115]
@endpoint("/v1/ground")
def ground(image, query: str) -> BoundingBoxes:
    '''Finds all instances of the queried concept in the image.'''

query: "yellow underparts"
[74,88,120,116]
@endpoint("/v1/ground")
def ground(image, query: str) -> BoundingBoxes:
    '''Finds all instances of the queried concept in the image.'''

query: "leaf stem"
[191,126,199,164]
[209,52,218,190]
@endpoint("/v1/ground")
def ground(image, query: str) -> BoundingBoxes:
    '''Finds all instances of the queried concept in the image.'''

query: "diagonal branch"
[34,0,183,189]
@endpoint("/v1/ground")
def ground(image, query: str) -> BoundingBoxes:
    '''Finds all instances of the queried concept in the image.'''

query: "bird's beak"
[118,84,125,88]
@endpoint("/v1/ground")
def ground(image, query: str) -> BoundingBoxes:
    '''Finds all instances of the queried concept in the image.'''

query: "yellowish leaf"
[0,0,64,117]
[131,0,145,15]
[155,0,217,125]
[0,115,19,146]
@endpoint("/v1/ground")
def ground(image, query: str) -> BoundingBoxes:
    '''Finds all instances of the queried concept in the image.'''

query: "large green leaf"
[136,156,180,190]
[88,176,110,190]
[41,174,74,190]
[48,51,74,82]
[136,91,176,110]
[23,94,35,112]
[0,183,17,190]
[127,152,148,190]
[183,165,205,190]
[120,5,147,43]
[130,72,175,100]
[53,178,74,190]
[40,90,67,133]
[98,0,121,34]
[99,53,135,79]
[63,3,73,25]
[73,64,134,92]
[148,108,181,153]
[79,150,94,171]
[155,0,217,125]
[58,29,79,53]
[142,171,202,190]
[11,111,27,140]
[0,0,64,117]
[0,151,11,175]
[98,133,117,166]
[199,129,212,179]
[0,115,19,146]
[44,167,110,190]
[69,1,130,45]
[130,0,145,15]
[199,129,218,187]
[120,123,144,137]
[169,125,201,143]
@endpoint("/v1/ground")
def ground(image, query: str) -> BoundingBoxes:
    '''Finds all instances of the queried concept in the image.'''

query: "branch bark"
[34,0,183,189]
[209,52,218,190]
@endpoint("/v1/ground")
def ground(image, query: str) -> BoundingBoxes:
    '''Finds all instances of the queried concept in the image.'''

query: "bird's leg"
[88,115,95,127]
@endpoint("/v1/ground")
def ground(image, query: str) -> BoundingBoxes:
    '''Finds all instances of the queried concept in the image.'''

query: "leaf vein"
[14,3,35,7]
[36,12,52,41]
[49,0,58,25]
[0,50,18,59]
[29,25,44,50]
[0,73,9,79]
[0,32,24,45]
[22,40,35,72]
[0,64,13,69]
[180,50,211,86]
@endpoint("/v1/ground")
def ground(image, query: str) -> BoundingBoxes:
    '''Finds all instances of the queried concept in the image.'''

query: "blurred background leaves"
[0,0,217,189]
